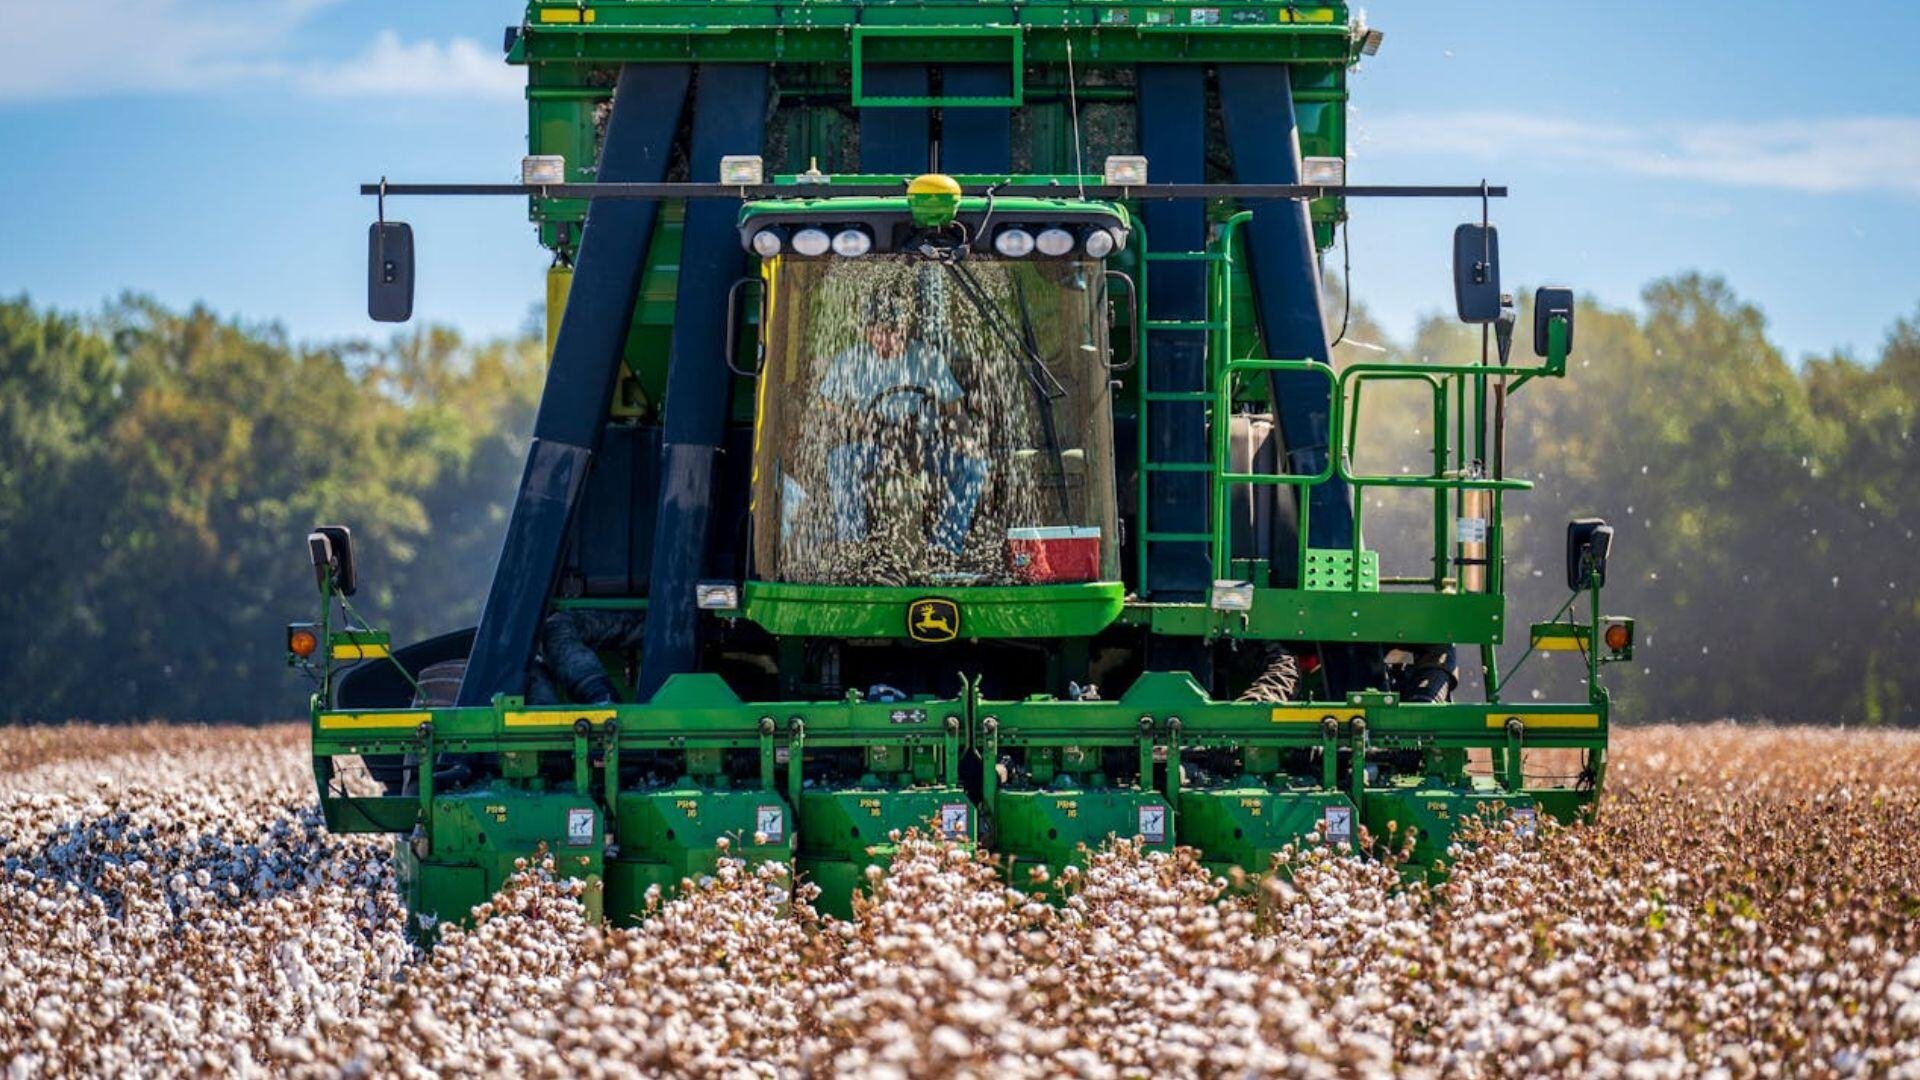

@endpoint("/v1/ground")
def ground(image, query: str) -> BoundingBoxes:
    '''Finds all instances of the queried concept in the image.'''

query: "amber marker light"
[287,624,320,659]
[1603,623,1631,653]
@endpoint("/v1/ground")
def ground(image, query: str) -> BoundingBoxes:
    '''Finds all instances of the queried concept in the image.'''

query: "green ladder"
[1134,246,1231,596]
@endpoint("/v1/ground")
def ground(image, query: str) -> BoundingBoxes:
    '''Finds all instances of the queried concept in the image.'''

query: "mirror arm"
[1545,314,1570,378]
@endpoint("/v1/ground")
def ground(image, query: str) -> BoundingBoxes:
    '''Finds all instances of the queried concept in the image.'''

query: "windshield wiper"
[939,259,1072,518]
[940,259,1067,401]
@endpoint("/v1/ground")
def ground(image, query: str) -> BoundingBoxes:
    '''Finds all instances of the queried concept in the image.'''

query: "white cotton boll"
[4,722,1918,1076]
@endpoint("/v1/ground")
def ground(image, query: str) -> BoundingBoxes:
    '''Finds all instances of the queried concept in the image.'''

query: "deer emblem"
[908,599,959,642]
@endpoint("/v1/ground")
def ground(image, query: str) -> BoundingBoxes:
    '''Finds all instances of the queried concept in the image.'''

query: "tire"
[412,660,466,708]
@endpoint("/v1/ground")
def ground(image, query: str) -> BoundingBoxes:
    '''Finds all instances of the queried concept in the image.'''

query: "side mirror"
[1565,518,1613,592]
[308,525,358,597]
[1452,223,1501,324]
[1533,285,1575,357]
[368,222,415,323]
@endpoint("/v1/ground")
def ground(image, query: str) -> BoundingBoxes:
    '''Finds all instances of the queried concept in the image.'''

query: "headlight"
[993,227,1035,258]
[521,155,567,185]
[1102,155,1149,186]
[831,228,872,257]
[791,228,831,257]
[750,229,784,258]
[1083,228,1117,258]
[695,582,741,611]
[1036,227,1075,257]
[1209,580,1255,612]
[718,154,764,185]
[1301,156,1346,187]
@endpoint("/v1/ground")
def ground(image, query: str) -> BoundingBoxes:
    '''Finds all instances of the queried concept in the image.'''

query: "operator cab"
[741,176,1126,589]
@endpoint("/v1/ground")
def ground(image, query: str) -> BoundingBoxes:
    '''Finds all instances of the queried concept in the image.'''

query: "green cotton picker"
[291,0,1636,936]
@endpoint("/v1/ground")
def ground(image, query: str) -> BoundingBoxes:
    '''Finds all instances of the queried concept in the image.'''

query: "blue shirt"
[816,341,964,422]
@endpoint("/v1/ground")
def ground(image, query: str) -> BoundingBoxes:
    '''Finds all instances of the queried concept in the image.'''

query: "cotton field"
[2,725,1917,1078]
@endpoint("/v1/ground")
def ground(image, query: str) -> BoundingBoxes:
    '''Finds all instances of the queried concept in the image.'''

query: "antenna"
[1066,39,1086,199]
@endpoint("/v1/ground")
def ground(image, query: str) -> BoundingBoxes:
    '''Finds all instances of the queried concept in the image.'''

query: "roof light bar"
[993,228,1035,258]
[791,228,831,257]
[1035,227,1075,257]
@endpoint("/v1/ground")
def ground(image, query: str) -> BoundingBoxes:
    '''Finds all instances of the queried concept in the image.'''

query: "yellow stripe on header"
[503,709,619,728]
[1529,627,1589,653]
[330,643,391,661]
[1270,707,1364,725]
[537,8,596,23]
[318,711,420,731]
[1529,637,1586,653]
[1487,713,1601,730]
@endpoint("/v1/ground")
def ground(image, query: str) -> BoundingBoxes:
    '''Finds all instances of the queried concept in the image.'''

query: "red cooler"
[1005,527,1102,583]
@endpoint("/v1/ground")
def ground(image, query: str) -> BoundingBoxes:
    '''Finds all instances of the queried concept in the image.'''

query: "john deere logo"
[907,598,960,642]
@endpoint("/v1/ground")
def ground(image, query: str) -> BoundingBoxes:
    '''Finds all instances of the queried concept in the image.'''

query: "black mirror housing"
[309,525,358,596]
[1533,285,1575,357]
[1452,223,1501,323]
[1566,518,1613,591]
[368,222,415,323]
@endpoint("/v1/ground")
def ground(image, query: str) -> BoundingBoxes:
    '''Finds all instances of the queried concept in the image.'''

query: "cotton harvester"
[292,0,1635,932]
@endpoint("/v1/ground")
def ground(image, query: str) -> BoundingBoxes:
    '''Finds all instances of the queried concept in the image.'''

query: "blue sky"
[1,1,1916,362]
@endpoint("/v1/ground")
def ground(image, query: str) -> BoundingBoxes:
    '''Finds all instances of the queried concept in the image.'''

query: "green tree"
[0,296,543,722]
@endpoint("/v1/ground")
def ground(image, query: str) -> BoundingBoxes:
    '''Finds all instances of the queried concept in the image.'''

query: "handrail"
[1210,357,1336,586]
[1135,208,1569,600]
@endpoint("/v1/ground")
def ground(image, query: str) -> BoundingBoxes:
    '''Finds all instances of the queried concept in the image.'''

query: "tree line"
[0,274,1911,724]
[0,296,542,722]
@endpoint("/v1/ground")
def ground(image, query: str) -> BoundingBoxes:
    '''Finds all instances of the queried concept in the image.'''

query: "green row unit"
[316,672,1602,930]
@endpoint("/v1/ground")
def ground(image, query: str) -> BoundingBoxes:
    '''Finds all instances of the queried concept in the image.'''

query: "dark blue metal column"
[859,66,931,173]
[1136,65,1211,599]
[458,64,691,707]
[1216,63,1355,549]
[939,66,1012,173]
[635,64,771,702]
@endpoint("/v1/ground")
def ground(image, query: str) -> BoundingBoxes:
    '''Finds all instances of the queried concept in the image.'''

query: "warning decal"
[1323,805,1354,846]
[939,803,970,839]
[1138,805,1168,844]
[566,807,596,847]
[756,805,786,843]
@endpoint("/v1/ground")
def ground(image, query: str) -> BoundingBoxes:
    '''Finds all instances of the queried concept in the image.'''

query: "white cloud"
[297,31,521,101]
[0,0,327,101]
[1358,112,1920,198]
[0,0,514,103]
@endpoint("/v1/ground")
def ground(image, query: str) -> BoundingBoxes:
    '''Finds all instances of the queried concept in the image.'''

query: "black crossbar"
[360,182,1507,200]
